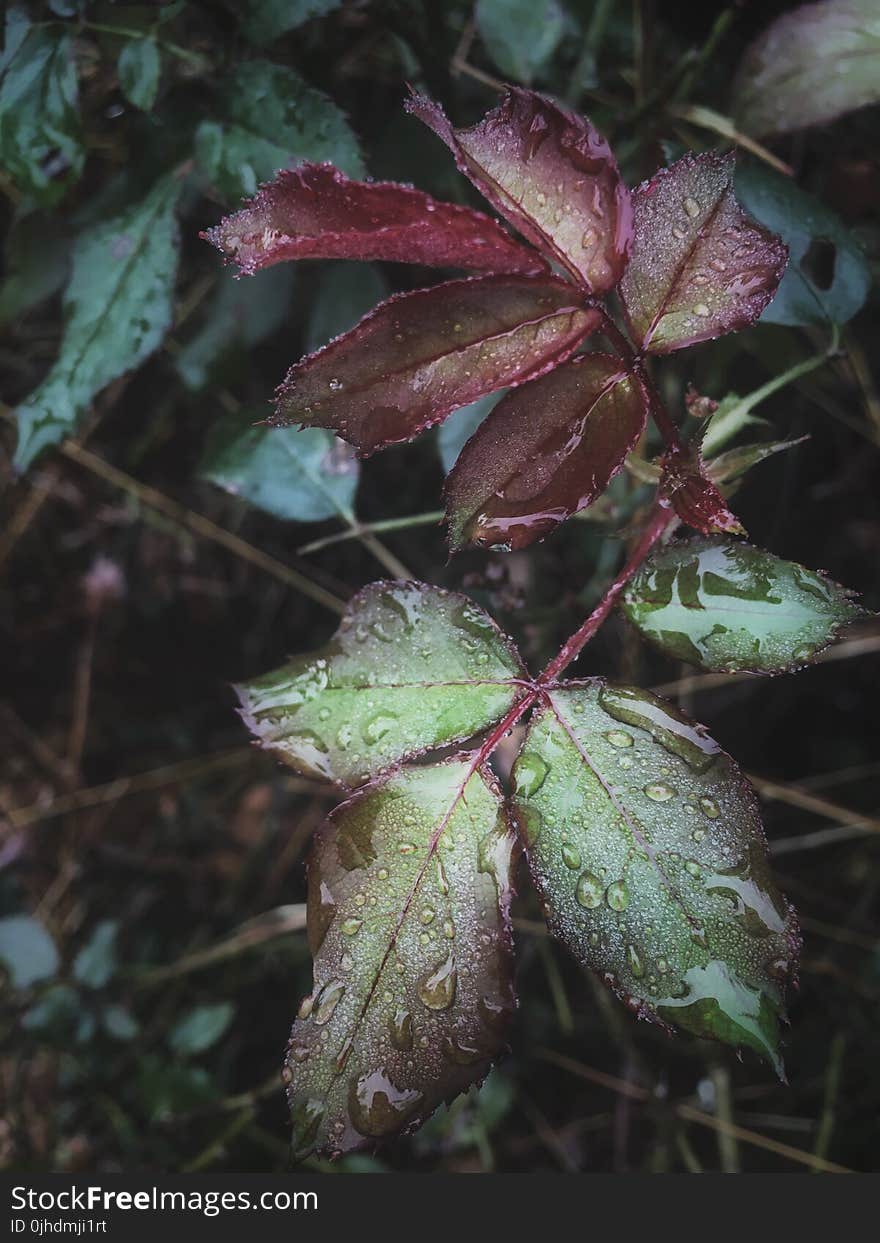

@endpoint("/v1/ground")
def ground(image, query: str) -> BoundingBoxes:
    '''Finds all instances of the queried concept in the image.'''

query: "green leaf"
[475,0,568,84]
[0,12,83,204]
[436,393,501,475]
[708,436,809,484]
[733,0,880,136]
[0,213,70,325]
[73,920,119,989]
[620,537,865,674]
[102,1003,141,1041]
[176,266,295,390]
[200,420,359,523]
[285,760,517,1158]
[0,914,59,988]
[239,0,342,45]
[304,262,389,354]
[195,59,363,203]
[512,682,799,1073]
[169,1003,235,1056]
[14,176,182,470]
[734,164,870,327]
[237,581,526,787]
[117,36,161,112]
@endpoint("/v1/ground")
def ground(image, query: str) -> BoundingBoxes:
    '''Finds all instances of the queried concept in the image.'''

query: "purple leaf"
[619,153,788,354]
[445,354,646,551]
[407,89,631,295]
[273,275,600,455]
[661,441,746,536]
[201,163,546,277]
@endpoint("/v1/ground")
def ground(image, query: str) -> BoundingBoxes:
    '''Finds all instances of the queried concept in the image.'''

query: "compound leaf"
[286,760,517,1158]
[204,164,546,277]
[733,0,880,137]
[512,682,800,1072]
[237,581,526,787]
[620,537,866,674]
[619,153,787,354]
[408,89,631,295]
[14,176,182,470]
[273,275,598,455]
[445,354,646,551]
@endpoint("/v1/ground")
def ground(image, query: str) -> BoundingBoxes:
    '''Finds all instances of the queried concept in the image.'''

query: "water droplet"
[354,892,366,907]
[699,797,720,819]
[341,917,362,937]
[399,842,416,855]
[443,1035,485,1065]
[685,860,701,879]
[290,1096,325,1158]
[420,907,436,926]
[281,1063,293,1084]
[443,919,455,939]
[328,378,343,392]
[606,880,630,911]
[605,729,633,749]
[340,953,353,972]
[418,952,457,1011]
[657,958,668,974]
[436,857,449,895]
[684,196,700,218]
[297,994,314,1020]
[378,867,388,880]
[581,228,597,249]
[644,782,676,802]
[362,712,397,744]
[692,828,706,843]
[710,257,727,272]
[313,979,345,1025]
[693,303,711,317]
[348,1069,424,1138]
[672,224,687,240]
[626,944,645,978]
[514,752,549,798]
[589,931,600,946]
[389,1009,413,1050]
[576,870,604,909]
[562,843,581,870]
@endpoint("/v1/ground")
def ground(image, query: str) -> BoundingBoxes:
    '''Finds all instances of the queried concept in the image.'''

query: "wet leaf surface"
[273,275,596,454]
[619,153,787,354]
[237,581,526,787]
[286,760,517,1158]
[620,537,867,673]
[659,441,745,536]
[512,682,800,1073]
[444,354,646,551]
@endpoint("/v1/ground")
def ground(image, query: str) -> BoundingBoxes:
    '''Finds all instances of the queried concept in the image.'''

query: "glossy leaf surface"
[512,682,799,1071]
[286,761,517,1158]
[14,178,181,470]
[734,164,870,328]
[619,153,787,354]
[408,89,631,294]
[237,582,526,787]
[200,420,358,523]
[204,164,546,277]
[620,537,865,674]
[436,393,502,475]
[733,0,880,137]
[660,442,745,536]
[274,276,598,455]
[445,354,646,551]
[195,60,363,202]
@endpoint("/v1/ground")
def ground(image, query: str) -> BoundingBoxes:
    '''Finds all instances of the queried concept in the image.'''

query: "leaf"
[620,536,866,674]
[103,1004,141,1041]
[204,164,547,277]
[117,36,161,112]
[512,682,799,1072]
[169,1003,235,1056]
[444,354,647,551]
[0,915,59,988]
[708,436,809,484]
[285,760,517,1159]
[195,60,363,203]
[0,213,70,326]
[175,266,295,390]
[200,421,358,523]
[72,920,119,989]
[659,441,746,536]
[237,581,526,788]
[239,0,342,45]
[305,261,389,353]
[274,275,599,455]
[0,13,83,204]
[14,176,181,470]
[734,164,871,327]
[619,153,788,354]
[733,0,880,137]
[436,393,502,475]
[475,0,568,84]
[407,89,631,295]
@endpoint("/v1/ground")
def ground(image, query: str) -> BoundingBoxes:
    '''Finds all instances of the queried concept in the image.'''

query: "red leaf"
[407,89,631,295]
[619,152,788,354]
[444,353,646,551]
[660,441,746,535]
[273,275,599,455]
[202,163,546,277]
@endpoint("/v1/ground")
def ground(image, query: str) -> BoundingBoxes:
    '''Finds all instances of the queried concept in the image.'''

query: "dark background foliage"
[1,0,878,1173]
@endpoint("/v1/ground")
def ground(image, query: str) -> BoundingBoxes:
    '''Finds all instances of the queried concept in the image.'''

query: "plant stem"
[298,511,443,555]
[597,309,687,456]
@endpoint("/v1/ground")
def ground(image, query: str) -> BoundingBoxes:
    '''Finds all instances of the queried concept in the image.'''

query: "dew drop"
[683,196,700,218]
[685,860,701,879]
[297,994,314,1020]
[581,228,597,249]
[290,1096,325,1158]
[605,729,634,749]
[281,1063,294,1083]
[672,224,687,240]
[699,797,720,819]
[644,782,676,802]
[328,378,343,392]
[418,952,457,1011]
[605,879,630,911]
[562,843,582,870]
[514,752,549,797]
[313,979,345,1025]
[443,1035,486,1065]
[692,828,706,843]
[575,870,604,909]
[362,712,397,744]
[389,1009,413,1050]
[399,842,416,855]
[693,303,711,317]
[348,1069,424,1138]
[420,907,436,926]
[626,944,645,978]
[341,917,362,937]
